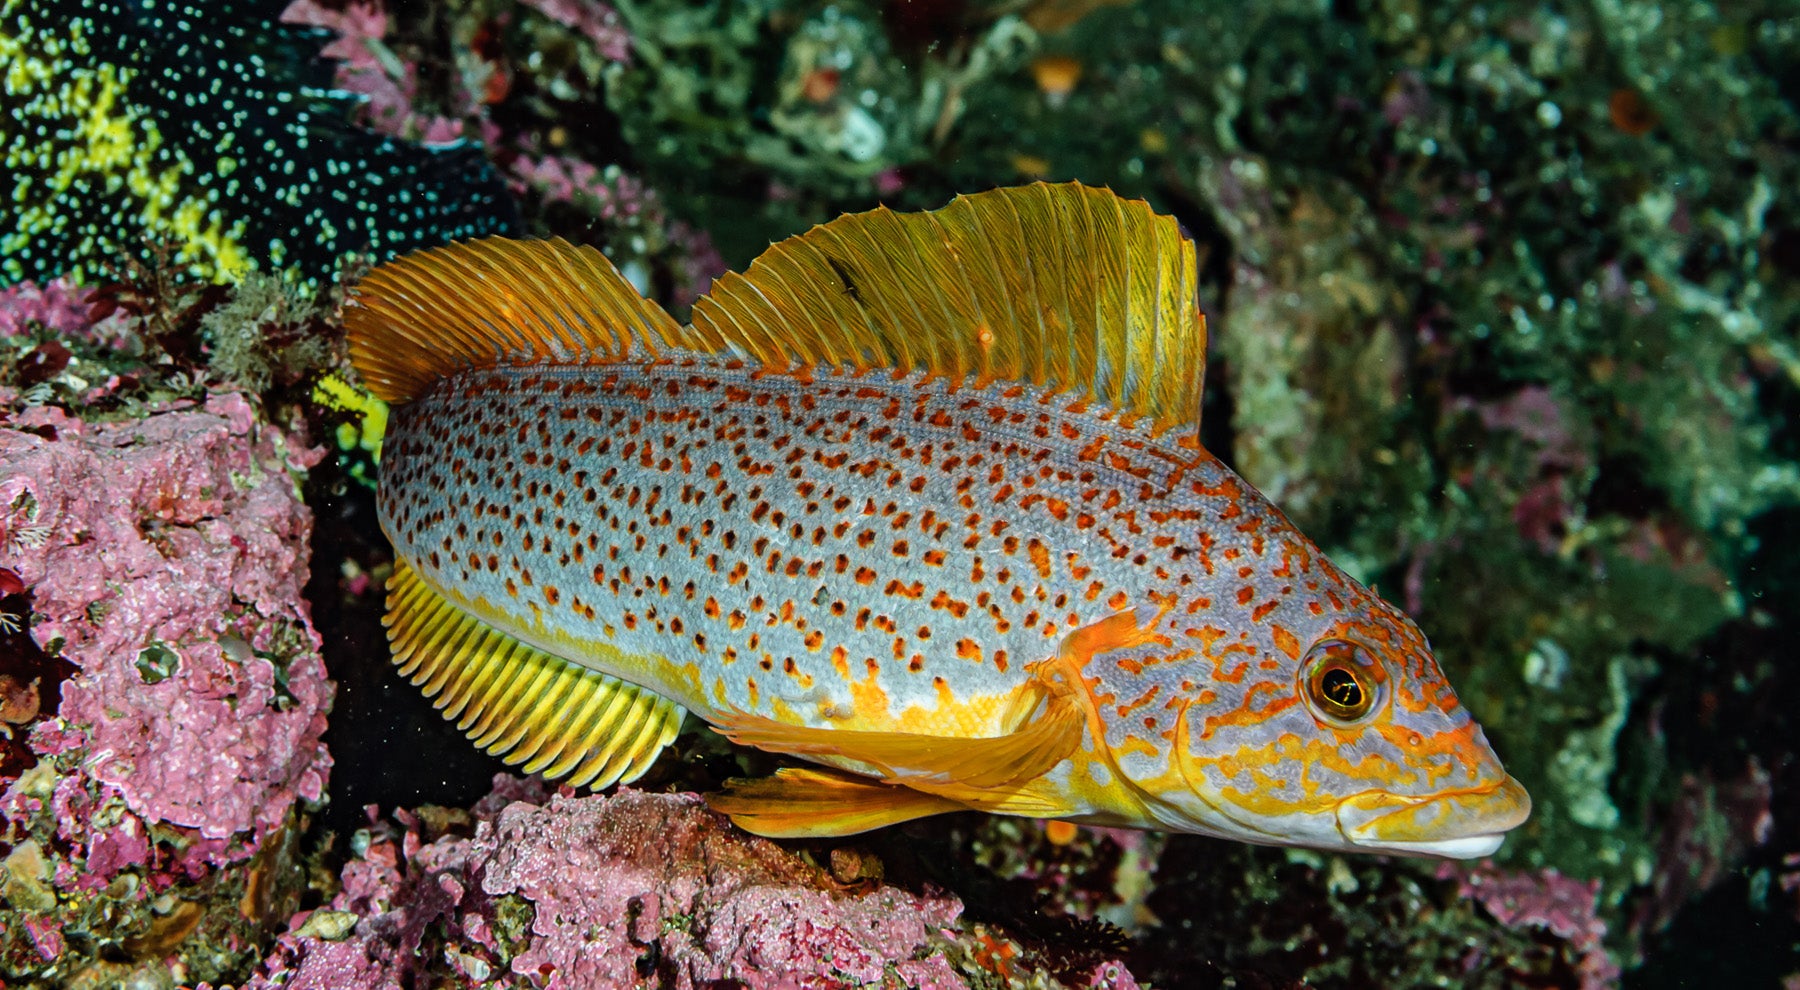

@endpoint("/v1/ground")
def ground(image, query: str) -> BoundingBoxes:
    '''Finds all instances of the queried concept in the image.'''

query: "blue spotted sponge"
[1,0,519,285]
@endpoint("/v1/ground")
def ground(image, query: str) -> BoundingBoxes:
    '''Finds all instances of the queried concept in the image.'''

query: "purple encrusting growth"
[0,307,333,982]
[0,282,95,340]
[0,393,331,842]
[230,777,979,989]
[1438,863,1622,990]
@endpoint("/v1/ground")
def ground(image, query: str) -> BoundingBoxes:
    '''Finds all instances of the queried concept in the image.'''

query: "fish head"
[1123,579,1529,859]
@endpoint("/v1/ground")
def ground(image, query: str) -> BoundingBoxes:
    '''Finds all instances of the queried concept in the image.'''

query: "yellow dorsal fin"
[347,237,684,404]
[688,181,1206,429]
[707,767,968,838]
[384,560,685,788]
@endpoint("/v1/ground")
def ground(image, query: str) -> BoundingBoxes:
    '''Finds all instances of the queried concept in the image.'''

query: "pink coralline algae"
[1082,960,1142,989]
[1462,385,1589,553]
[0,390,331,842]
[280,0,629,145]
[509,155,657,220]
[518,0,633,64]
[1441,863,1623,990]
[0,282,94,340]
[0,341,332,981]
[239,778,973,990]
[1630,759,1774,942]
[280,0,474,144]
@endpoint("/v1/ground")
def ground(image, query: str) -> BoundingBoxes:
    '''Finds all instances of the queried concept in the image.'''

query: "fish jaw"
[1334,773,1532,859]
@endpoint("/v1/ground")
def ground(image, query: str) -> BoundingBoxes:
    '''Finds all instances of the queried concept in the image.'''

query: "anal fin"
[385,560,685,789]
[707,767,966,838]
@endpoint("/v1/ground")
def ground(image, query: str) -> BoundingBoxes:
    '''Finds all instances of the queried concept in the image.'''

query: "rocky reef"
[0,282,331,986]
[1,0,1794,986]
[223,778,976,989]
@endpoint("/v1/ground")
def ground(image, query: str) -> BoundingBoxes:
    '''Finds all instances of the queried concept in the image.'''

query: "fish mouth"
[1336,775,1531,859]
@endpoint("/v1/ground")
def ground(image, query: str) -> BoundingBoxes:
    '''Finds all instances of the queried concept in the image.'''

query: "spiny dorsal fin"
[347,237,683,404]
[688,181,1206,430]
[385,560,685,788]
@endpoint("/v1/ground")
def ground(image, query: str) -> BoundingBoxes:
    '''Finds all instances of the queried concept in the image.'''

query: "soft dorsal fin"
[688,181,1206,429]
[347,237,683,404]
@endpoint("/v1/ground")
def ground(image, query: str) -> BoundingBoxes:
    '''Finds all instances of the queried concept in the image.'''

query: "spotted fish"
[348,182,1529,857]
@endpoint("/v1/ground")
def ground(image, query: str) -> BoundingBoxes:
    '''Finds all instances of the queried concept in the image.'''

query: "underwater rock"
[1442,863,1622,990]
[1199,158,1409,524]
[235,776,977,989]
[0,325,332,983]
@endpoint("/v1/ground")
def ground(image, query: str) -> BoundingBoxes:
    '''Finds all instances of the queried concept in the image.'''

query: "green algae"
[199,273,330,396]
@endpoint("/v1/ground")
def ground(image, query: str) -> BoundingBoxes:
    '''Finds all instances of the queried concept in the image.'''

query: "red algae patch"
[0,385,332,984]
[236,779,972,989]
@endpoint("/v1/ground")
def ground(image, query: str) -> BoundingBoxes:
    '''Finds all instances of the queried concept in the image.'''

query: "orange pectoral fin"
[707,767,967,838]
[711,686,1082,792]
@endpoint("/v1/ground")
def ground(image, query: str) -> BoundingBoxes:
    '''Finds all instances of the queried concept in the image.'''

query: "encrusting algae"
[347,182,1530,857]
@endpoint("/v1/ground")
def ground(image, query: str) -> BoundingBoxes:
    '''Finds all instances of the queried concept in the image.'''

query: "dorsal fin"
[688,181,1206,429]
[346,237,683,404]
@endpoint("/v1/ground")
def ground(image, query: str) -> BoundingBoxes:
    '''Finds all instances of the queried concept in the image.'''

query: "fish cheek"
[1157,695,1287,837]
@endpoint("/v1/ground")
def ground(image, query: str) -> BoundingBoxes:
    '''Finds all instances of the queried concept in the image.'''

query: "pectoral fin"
[707,767,967,838]
[710,683,1082,792]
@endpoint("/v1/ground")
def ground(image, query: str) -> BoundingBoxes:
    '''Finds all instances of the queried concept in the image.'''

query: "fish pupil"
[1321,667,1365,711]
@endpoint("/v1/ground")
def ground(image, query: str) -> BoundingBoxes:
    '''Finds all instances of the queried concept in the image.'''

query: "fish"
[347,181,1530,858]
[1,0,516,286]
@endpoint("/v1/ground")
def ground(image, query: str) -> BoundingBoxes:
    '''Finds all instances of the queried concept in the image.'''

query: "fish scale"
[353,182,1530,855]
[388,359,1238,733]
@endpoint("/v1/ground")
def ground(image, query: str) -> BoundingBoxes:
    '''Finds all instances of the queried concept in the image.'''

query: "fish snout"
[1335,774,1531,859]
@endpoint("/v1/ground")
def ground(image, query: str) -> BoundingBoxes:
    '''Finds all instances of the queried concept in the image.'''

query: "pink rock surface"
[0,390,332,848]
[1441,863,1623,990]
[518,0,632,63]
[0,282,94,339]
[0,352,333,981]
[243,778,972,990]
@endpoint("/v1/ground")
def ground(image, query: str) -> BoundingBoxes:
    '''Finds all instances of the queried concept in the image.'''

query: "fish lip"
[1335,774,1532,860]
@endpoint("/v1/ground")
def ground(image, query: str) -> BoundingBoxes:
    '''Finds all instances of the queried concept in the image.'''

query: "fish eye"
[1300,639,1387,726]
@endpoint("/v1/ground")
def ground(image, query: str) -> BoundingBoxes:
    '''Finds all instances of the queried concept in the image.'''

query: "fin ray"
[348,237,683,404]
[708,767,967,838]
[384,560,685,790]
[710,681,1081,793]
[689,181,1205,429]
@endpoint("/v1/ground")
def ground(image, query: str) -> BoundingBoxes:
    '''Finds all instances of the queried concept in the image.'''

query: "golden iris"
[1302,640,1384,724]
